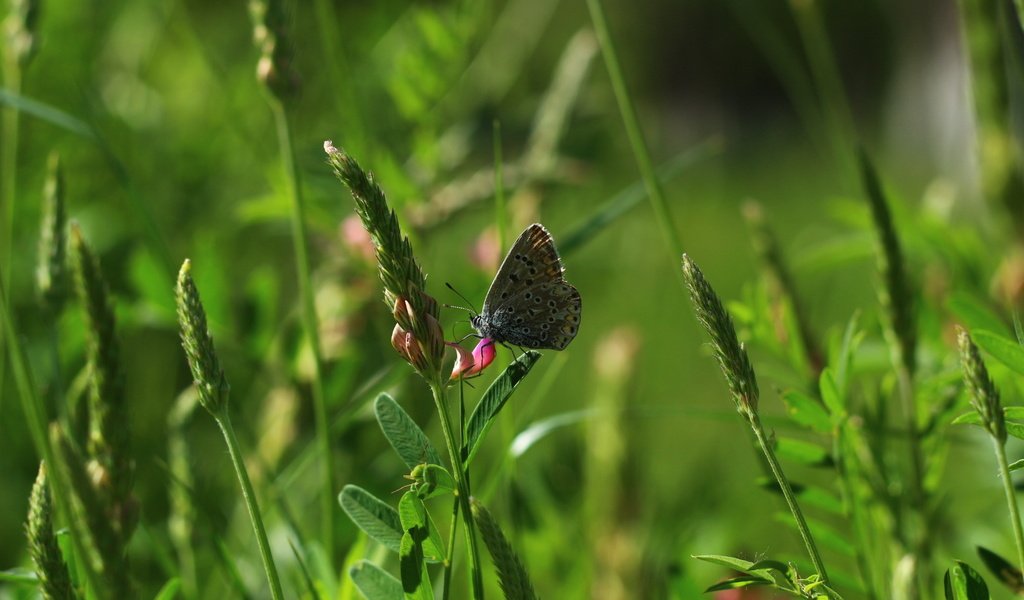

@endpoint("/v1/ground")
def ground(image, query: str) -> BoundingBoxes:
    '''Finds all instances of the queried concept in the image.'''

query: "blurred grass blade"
[972,330,1024,376]
[944,560,990,599]
[781,390,830,433]
[703,576,772,593]
[350,560,403,600]
[288,539,322,600]
[509,408,600,458]
[559,137,723,257]
[397,493,445,564]
[339,485,403,554]
[0,568,37,584]
[375,393,443,469]
[464,351,541,466]
[977,546,1024,593]
[152,578,181,600]
[0,89,95,139]
[948,292,1009,337]
[214,537,252,600]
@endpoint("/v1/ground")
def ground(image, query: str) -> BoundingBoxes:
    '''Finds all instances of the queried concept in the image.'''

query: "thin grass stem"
[994,438,1024,573]
[0,270,107,598]
[493,120,507,252]
[213,411,285,600]
[585,0,684,287]
[0,60,21,417]
[270,99,334,562]
[749,413,830,584]
[443,496,461,600]
[429,379,484,599]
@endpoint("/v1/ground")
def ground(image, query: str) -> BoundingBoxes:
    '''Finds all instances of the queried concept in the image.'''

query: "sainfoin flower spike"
[450,338,497,380]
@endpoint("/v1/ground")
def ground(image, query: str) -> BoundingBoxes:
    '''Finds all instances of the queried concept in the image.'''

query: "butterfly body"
[471,224,581,350]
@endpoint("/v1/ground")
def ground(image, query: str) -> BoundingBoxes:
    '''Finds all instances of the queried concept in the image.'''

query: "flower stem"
[994,437,1024,572]
[430,379,485,599]
[270,99,334,562]
[586,0,684,288]
[214,411,285,600]
[442,496,461,600]
[749,412,829,584]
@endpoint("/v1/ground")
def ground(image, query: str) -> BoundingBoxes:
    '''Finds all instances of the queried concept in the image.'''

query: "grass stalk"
[993,439,1024,573]
[270,99,335,563]
[429,379,485,600]
[0,271,107,598]
[586,0,684,286]
[750,413,830,583]
[493,120,507,253]
[214,410,285,600]
[0,52,22,417]
[442,496,461,600]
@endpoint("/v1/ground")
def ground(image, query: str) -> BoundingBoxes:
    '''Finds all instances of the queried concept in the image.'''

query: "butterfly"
[470,223,581,350]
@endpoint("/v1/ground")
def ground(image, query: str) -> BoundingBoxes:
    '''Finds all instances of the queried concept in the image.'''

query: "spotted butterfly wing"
[471,224,581,350]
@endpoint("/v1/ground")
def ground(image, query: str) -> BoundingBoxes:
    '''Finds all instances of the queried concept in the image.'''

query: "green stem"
[749,413,830,584]
[270,99,335,563]
[994,438,1024,573]
[789,0,856,184]
[430,380,485,600]
[0,270,107,598]
[493,120,507,252]
[442,496,461,600]
[213,412,285,600]
[0,60,21,417]
[586,0,684,287]
[897,365,930,599]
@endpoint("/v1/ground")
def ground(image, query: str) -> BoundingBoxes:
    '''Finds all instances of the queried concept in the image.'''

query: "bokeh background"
[1,0,1019,597]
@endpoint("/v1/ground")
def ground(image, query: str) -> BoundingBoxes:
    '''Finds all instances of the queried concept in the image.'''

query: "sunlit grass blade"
[375,393,444,469]
[464,351,541,466]
[559,137,723,257]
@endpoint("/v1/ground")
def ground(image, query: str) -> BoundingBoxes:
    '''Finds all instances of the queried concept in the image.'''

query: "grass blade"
[464,351,541,466]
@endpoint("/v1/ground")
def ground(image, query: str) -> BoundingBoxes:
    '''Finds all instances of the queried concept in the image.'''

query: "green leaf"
[781,390,831,433]
[1009,459,1024,472]
[465,351,541,465]
[693,554,757,571]
[775,437,832,467]
[832,311,862,393]
[977,546,1024,594]
[375,394,443,469]
[949,293,1008,338]
[944,560,990,599]
[397,492,445,563]
[818,368,844,419]
[509,408,599,458]
[559,138,722,256]
[973,330,1024,376]
[0,568,37,584]
[796,485,845,516]
[153,578,182,600]
[397,497,435,600]
[704,575,773,592]
[954,409,1024,440]
[339,485,403,554]
[411,464,455,500]
[350,560,403,600]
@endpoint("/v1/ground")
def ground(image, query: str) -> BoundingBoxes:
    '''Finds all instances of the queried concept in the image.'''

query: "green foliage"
[375,393,443,469]
[464,351,541,466]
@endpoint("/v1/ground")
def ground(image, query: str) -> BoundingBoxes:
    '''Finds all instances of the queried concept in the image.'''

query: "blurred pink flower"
[449,338,496,380]
[340,214,375,262]
[469,227,500,273]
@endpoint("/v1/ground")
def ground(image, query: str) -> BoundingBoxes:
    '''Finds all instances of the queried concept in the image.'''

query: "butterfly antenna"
[444,282,479,314]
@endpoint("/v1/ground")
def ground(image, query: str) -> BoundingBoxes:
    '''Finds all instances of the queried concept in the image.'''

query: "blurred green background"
[2,0,1019,597]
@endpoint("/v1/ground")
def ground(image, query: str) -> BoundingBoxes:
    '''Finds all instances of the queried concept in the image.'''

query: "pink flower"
[339,214,375,262]
[449,338,497,380]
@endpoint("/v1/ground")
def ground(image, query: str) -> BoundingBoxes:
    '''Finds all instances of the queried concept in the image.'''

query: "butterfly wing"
[480,224,582,350]
[481,224,564,313]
